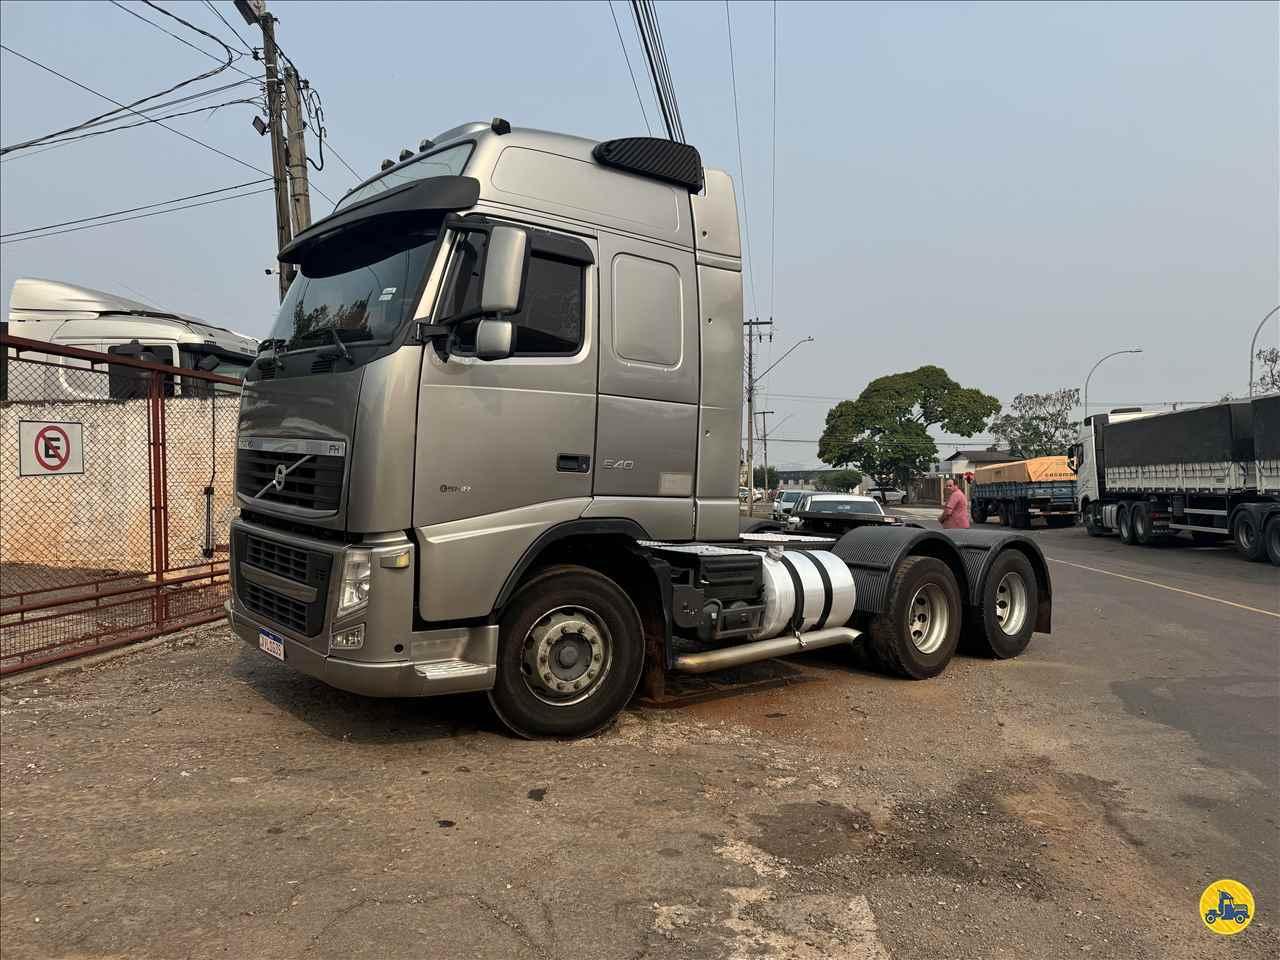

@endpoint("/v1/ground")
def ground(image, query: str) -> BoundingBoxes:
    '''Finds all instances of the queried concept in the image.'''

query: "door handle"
[556,454,591,473]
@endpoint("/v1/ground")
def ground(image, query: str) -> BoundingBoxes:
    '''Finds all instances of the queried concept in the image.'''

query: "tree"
[814,468,863,492]
[752,465,778,490]
[988,387,1080,458]
[818,366,1000,493]
[1254,346,1280,394]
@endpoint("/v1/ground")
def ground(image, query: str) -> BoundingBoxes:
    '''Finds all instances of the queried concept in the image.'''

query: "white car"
[787,493,888,528]
[868,487,906,505]
[772,490,806,520]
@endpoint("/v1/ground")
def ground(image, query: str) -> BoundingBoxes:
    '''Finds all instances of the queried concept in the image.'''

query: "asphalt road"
[1,523,1277,959]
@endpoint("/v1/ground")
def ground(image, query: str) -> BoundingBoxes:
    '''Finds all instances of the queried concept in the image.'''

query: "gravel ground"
[2,527,1276,959]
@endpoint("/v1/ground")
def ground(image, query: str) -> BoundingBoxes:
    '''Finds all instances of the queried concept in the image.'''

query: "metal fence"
[0,334,242,674]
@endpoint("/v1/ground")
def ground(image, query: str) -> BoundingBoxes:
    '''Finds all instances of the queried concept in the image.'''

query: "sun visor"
[279,176,480,264]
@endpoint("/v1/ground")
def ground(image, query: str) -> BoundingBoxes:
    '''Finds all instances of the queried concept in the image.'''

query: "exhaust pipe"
[671,626,861,675]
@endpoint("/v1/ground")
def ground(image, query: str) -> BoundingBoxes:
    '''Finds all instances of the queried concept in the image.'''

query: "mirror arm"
[415,321,453,342]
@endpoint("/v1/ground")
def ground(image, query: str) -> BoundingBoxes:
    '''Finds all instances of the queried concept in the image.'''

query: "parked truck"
[970,456,1077,529]
[226,120,1054,737]
[1069,396,1280,565]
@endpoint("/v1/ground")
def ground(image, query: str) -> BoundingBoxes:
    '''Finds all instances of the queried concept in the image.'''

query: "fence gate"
[0,334,242,674]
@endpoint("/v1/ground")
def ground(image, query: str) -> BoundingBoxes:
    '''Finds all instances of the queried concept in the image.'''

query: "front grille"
[245,535,308,583]
[240,581,308,633]
[237,449,344,512]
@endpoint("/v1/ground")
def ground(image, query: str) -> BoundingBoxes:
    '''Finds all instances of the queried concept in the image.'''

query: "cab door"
[414,221,598,527]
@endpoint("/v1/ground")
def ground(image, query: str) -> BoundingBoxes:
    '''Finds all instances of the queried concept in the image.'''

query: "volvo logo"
[273,463,288,491]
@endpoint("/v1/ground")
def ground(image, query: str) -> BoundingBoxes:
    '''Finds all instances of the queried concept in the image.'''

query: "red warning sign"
[18,420,84,476]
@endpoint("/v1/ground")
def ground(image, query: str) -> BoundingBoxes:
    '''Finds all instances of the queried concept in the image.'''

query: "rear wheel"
[489,565,644,739]
[868,556,962,679]
[1132,502,1153,545]
[1233,511,1266,562]
[1265,517,1280,567]
[999,502,1012,527]
[971,501,988,525]
[964,550,1039,658]
[1117,504,1135,544]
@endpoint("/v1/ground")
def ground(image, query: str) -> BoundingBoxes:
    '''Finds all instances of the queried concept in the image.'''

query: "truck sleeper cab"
[228,120,1054,737]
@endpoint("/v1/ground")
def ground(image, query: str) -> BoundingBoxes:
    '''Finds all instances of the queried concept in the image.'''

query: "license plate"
[258,629,285,661]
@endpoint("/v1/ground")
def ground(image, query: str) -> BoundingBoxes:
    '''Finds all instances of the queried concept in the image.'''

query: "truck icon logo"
[1200,879,1255,934]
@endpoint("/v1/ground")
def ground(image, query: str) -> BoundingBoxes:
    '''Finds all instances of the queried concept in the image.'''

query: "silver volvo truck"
[228,120,1054,737]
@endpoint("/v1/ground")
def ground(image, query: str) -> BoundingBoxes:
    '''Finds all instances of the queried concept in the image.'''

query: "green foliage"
[814,468,864,492]
[752,465,779,490]
[1255,346,1280,394]
[988,387,1080,458]
[818,366,1000,491]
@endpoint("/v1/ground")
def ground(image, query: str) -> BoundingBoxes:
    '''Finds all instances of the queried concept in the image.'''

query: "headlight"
[338,548,372,616]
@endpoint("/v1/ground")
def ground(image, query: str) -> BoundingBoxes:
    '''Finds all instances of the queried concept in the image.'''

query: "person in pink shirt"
[939,479,971,529]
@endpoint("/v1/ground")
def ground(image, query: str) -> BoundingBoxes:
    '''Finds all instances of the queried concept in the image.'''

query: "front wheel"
[1083,504,1105,537]
[1233,512,1266,562]
[868,556,962,679]
[489,565,644,739]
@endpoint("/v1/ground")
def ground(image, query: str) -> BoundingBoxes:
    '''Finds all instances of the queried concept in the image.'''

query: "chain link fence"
[1,334,242,673]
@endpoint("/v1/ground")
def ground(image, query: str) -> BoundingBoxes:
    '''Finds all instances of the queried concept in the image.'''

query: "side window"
[611,253,681,366]
[107,342,175,399]
[441,229,585,357]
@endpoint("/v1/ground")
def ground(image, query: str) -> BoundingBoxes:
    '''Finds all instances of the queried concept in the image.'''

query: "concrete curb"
[0,622,223,691]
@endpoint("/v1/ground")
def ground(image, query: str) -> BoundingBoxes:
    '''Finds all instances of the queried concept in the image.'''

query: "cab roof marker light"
[399,148,413,162]
[418,138,434,152]
[491,117,511,135]
[380,158,394,171]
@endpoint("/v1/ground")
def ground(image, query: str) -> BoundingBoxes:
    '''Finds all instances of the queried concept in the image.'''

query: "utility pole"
[237,1,292,301]
[756,410,774,500]
[283,65,312,236]
[744,317,773,513]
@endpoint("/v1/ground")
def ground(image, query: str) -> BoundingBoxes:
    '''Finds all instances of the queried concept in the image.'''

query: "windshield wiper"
[258,337,288,354]
[319,328,352,364]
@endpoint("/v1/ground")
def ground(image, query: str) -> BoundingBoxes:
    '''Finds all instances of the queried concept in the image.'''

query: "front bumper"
[227,600,497,697]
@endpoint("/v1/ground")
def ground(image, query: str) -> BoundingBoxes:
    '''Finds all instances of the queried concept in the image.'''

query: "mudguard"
[830,526,1052,633]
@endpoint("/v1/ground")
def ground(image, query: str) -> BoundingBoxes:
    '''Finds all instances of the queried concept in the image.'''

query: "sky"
[2,0,1277,469]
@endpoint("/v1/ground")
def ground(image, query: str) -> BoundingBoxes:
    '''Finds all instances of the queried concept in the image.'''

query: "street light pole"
[1248,305,1279,396]
[1083,348,1143,421]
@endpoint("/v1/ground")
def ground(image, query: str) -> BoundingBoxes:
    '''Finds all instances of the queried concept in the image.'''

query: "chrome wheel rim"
[520,605,612,706]
[994,572,1029,636]
[906,583,949,654]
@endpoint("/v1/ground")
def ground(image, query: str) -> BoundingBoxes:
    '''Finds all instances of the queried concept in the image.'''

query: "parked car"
[787,493,904,531]
[772,489,806,520]
[868,487,907,505]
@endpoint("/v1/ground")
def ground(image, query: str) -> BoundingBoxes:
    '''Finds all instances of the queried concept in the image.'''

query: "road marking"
[1046,557,1280,619]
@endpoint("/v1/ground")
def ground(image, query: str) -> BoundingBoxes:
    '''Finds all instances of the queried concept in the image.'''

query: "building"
[936,448,1012,476]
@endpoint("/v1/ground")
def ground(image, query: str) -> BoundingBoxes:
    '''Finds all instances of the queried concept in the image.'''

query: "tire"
[1117,504,1136,544]
[488,565,645,739]
[1132,502,1153,545]
[867,556,962,680]
[963,550,1039,659]
[1266,517,1280,567]
[999,502,1012,527]
[971,502,988,525]
[1232,511,1266,562]
[1083,504,1105,537]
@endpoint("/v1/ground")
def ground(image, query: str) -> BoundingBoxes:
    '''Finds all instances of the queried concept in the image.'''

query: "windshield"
[780,491,804,503]
[806,499,882,516]
[269,223,439,349]
[335,143,473,211]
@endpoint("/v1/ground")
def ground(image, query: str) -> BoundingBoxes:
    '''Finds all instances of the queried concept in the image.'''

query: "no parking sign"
[18,421,84,476]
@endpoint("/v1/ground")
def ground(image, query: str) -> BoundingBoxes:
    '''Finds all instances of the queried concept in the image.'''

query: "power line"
[630,0,683,142]
[108,0,252,78]
[0,185,274,244]
[28,97,260,148]
[724,1,758,318]
[643,1,685,141]
[608,1,652,135]
[202,0,253,55]
[0,44,269,175]
[1,178,269,238]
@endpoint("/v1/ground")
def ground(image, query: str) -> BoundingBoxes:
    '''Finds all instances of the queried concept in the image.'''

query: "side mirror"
[197,355,221,372]
[475,318,514,361]
[481,225,528,315]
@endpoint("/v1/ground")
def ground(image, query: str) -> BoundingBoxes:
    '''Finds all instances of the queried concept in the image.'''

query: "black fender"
[830,525,1052,634]
[492,518,651,612]
[941,527,1053,634]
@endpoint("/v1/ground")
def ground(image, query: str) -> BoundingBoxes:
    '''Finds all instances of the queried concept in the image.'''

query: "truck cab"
[228,121,1054,737]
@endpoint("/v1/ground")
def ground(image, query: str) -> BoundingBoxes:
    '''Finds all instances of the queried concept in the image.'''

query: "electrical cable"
[108,0,253,78]
[769,0,777,323]
[30,98,260,147]
[608,1,653,135]
[629,1,676,140]
[0,44,269,175]
[1,178,270,238]
[202,0,254,55]
[1,186,275,244]
[644,1,684,141]
[724,1,758,318]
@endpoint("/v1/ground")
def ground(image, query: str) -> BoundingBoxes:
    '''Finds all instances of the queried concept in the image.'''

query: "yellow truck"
[970,456,1077,528]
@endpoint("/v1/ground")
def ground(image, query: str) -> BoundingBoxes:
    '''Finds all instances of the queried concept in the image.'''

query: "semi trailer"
[1069,395,1280,565]
[969,456,1076,529]
[226,120,1054,738]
